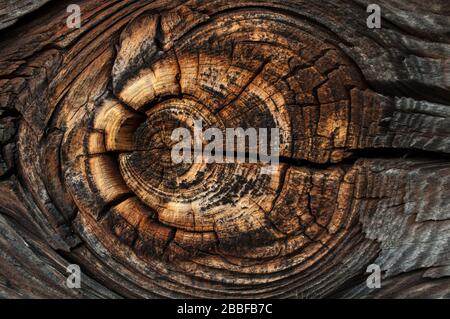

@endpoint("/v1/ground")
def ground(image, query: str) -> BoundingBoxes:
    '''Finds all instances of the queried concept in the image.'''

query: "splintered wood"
[0,0,449,299]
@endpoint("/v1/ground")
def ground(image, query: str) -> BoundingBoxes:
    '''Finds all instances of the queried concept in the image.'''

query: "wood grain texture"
[0,0,449,298]
[0,0,51,30]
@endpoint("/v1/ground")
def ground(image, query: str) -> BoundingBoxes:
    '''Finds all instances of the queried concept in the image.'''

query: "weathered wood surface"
[0,0,51,30]
[0,0,449,298]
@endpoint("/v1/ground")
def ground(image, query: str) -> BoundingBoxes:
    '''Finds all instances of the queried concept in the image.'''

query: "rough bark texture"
[0,0,449,298]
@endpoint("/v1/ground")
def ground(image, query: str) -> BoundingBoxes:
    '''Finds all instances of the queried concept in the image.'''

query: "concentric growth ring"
[25,5,377,297]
